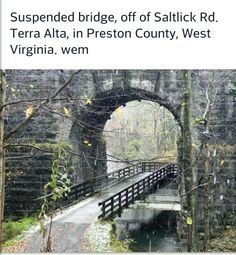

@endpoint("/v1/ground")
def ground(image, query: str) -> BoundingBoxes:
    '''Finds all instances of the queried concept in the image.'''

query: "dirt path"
[14,172,151,252]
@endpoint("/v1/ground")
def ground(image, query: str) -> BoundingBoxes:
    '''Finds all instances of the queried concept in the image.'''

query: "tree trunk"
[201,74,215,251]
[181,70,196,252]
[202,96,213,251]
[203,146,210,251]
[0,71,6,252]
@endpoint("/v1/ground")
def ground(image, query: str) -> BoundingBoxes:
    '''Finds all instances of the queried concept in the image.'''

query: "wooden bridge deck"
[37,162,179,220]
[98,164,178,219]
[54,172,153,224]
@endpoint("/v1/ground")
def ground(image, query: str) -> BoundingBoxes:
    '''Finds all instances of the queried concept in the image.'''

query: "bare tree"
[0,70,81,252]
[180,70,196,252]
[0,71,6,252]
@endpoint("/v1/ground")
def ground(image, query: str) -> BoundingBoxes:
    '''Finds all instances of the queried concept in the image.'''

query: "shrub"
[3,217,36,243]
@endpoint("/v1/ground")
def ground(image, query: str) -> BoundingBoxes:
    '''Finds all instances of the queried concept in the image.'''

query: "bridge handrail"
[63,161,168,202]
[69,161,166,187]
[98,163,178,219]
[35,161,175,212]
[35,162,142,202]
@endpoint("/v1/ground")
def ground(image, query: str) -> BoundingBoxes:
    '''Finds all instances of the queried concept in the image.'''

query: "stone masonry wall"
[3,70,236,220]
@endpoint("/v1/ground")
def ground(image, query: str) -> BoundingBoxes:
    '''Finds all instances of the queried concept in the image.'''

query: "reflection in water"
[115,208,182,252]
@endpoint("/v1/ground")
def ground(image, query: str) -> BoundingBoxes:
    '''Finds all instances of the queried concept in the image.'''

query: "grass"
[109,222,133,252]
[3,217,37,248]
[110,234,132,252]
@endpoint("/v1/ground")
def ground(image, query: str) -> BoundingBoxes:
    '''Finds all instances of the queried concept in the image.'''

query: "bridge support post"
[126,189,129,208]
[142,179,146,201]
[132,186,135,204]
[141,162,145,172]
[111,197,114,217]
[118,193,122,217]
[118,170,121,180]
[101,202,106,218]
[148,176,151,194]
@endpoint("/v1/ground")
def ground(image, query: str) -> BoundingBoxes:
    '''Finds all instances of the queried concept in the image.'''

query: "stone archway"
[4,69,236,221]
[69,87,182,181]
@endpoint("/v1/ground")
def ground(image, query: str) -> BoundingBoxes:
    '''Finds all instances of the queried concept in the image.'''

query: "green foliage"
[108,221,133,252]
[49,146,71,201]
[39,144,71,238]
[3,217,36,246]
[92,221,133,252]
[110,234,132,252]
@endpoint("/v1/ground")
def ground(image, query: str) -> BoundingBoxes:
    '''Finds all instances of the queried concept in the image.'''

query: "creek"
[115,208,183,252]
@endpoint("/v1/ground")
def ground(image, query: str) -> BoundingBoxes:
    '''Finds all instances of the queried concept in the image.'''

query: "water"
[115,208,182,252]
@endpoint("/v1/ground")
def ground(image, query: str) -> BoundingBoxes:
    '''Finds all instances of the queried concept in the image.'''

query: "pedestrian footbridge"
[40,162,181,219]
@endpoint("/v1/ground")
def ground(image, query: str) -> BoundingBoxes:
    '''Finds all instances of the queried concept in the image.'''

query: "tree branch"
[3,70,81,142]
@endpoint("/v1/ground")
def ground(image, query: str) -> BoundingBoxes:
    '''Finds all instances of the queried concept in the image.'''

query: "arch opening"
[104,100,180,172]
[69,88,181,182]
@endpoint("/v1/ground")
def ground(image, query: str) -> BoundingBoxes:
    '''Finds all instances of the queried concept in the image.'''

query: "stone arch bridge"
[4,70,236,222]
